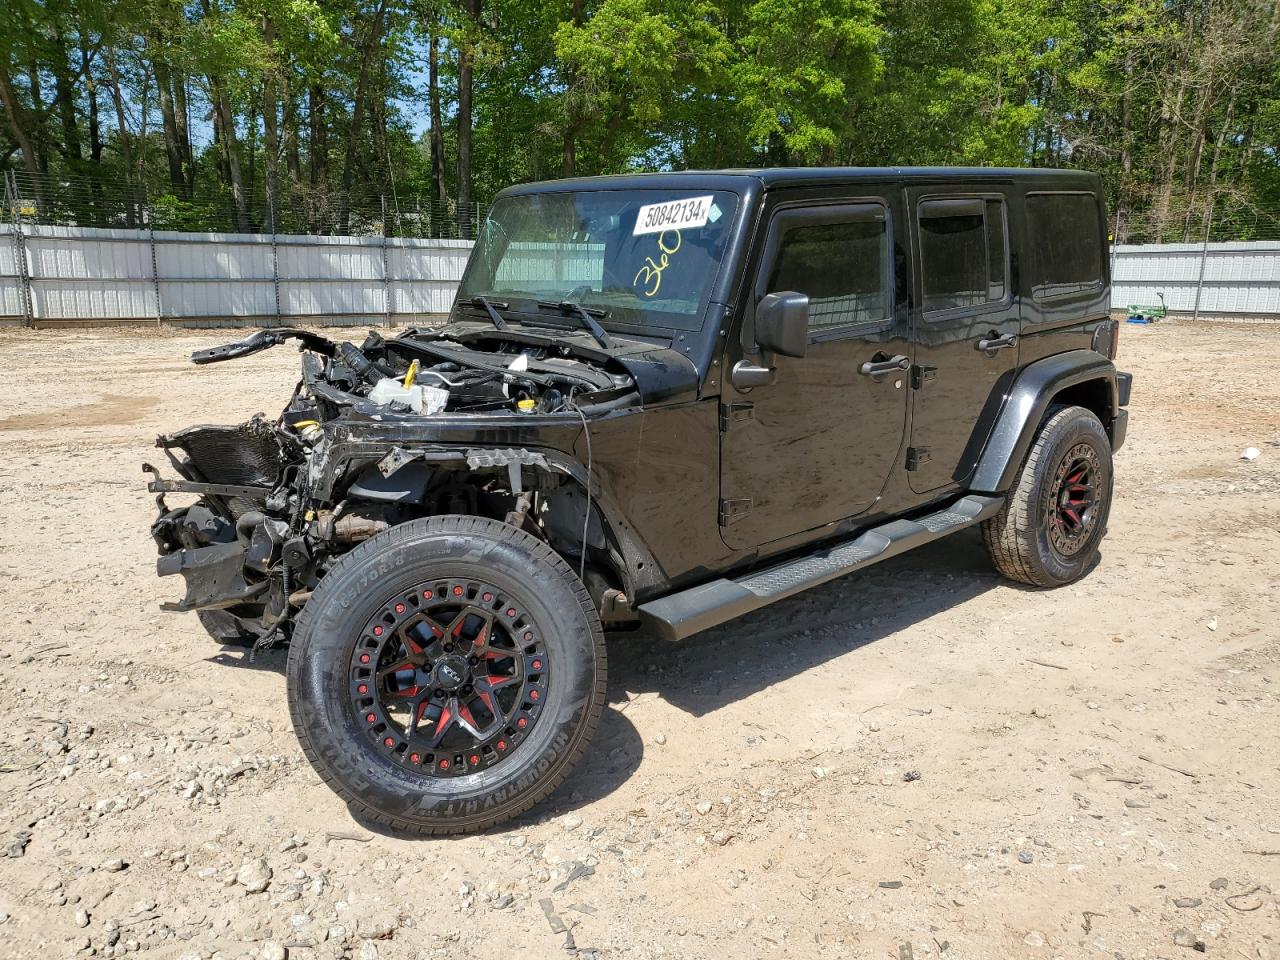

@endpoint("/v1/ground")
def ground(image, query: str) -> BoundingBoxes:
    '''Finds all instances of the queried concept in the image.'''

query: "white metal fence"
[3,224,1278,327]
[1111,241,1280,320]
[0,222,474,327]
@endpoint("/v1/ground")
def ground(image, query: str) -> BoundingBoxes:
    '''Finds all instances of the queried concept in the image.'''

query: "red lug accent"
[531,659,542,671]
[523,631,533,642]
[357,684,368,695]
[410,753,421,764]
[453,585,464,597]
[482,592,493,602]
[469,754,480,765]
[517,717,528,729]
[383,736,394,747]
[366,713,376,723]
[439,759,450,770]
[506,608,516,617]
[529,689,540,701]
[394,603,406,614]
[497,740,507,750]
[360,653,370,664]
[372,626,383,637]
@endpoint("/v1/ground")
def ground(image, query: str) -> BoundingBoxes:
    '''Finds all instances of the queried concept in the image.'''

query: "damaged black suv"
[147,168,1132,834]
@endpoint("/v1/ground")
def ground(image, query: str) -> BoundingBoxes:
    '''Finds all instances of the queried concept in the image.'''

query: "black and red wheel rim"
[349,580,547,777]
[1046,442,1101,558]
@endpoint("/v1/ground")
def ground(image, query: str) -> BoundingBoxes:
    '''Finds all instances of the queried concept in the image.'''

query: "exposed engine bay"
[145,325,660,648]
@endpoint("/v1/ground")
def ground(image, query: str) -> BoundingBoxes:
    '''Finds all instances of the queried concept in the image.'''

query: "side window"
[918,197,1008,314]
[1027,193,1102,300]
[765,206,891,333]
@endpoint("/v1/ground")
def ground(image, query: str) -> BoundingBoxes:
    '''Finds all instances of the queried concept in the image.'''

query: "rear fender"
[971,350,1120,494]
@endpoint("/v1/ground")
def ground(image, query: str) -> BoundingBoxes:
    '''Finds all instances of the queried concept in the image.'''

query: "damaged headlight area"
[146,326,643,649]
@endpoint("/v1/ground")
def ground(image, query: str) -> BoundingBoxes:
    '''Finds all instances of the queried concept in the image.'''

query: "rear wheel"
[286,515,605,835]
[982,405,1113,587]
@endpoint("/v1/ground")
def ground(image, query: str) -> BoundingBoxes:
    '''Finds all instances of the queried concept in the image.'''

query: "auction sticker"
[634,196,715,235]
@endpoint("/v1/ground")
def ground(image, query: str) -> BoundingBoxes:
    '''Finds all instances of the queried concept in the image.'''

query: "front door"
[719,189,911,550]
[906,185,1020,492]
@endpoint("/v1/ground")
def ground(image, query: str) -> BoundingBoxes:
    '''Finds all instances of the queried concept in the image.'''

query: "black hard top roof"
[498,166,1100,198]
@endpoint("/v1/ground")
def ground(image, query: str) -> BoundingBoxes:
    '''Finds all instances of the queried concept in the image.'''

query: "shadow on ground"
[607,527,1020,717]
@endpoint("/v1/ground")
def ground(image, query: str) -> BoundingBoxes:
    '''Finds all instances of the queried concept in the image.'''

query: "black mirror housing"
[756,292,810,358]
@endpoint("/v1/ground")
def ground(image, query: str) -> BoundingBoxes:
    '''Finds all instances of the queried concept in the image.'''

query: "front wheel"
[286,515,605,835]
[982,405,1114,587]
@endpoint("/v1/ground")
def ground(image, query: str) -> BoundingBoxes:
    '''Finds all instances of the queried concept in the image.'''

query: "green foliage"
[0,0,1276,240]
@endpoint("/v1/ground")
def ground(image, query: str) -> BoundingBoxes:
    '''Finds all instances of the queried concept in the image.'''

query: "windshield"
[455,189,741,333]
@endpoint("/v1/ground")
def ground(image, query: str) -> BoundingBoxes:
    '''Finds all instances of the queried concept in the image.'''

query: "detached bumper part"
[156,542,267,612]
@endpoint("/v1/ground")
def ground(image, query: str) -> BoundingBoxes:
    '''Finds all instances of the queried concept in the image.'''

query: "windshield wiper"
[469,295,509,330]
[536,300,611,348]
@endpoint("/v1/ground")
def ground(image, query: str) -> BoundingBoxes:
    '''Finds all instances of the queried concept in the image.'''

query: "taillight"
[1094,320,1120,359]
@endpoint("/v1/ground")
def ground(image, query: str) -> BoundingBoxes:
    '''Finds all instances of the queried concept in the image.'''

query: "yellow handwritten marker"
[633,229,682,298]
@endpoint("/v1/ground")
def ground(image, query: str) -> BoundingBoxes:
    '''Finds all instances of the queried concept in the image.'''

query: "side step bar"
[638,494,1003,641]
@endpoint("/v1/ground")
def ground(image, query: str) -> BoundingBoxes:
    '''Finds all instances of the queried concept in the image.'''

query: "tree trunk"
[428,27,448,208]
[25,63,49,173]
[0,64,42,178]
[80,40,102,167]
[282,71,301,184]
[103,46,137,225]
[211,78,250,232]
[339,0,391,231]
[309,84,327,187]
[562,0,583,178]
[263,17,280,234]
[51,28,83,166]
[173,74,194,195]
[457,0,481,239]
[155,59,188,198]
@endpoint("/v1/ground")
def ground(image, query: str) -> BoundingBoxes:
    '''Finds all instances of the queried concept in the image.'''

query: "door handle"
[859,354,911,378]
[976,332,1017,352]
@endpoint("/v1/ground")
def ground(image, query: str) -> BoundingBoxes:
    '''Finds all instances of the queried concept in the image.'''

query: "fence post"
[381,194,392,328]
[1192,197,1215,323]
[7,171,35,328]
[148,224,164,327]
[269,193,282,326]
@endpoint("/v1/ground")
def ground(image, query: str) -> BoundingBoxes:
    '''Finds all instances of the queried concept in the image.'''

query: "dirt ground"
[0,320,1277,960]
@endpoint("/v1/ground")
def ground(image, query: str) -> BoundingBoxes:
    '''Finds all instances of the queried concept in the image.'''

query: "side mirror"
[755,291,810,358]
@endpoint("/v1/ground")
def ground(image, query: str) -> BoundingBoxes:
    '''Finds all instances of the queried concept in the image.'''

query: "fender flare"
[970,350,1119,494]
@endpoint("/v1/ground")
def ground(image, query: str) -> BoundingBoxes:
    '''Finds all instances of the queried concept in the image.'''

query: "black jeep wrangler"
[147,168,1131,834]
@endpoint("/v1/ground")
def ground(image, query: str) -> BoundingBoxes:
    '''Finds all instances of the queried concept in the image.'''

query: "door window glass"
[766,211,890,332]
[918,197,1008,314]
[1027,193,1102,300]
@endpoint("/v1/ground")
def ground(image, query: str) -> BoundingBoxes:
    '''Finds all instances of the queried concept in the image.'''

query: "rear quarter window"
[1027,192,1103,301]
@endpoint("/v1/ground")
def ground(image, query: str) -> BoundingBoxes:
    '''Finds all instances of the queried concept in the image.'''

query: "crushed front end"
[145,324,659,648]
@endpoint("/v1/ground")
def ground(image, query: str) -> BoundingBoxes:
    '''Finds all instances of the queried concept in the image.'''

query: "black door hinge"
[719,498,752,526]
[719,401,754,432]
[911,364,937,389]
[906,446,931,471]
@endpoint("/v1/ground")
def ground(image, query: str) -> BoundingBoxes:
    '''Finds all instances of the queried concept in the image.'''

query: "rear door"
[906,184,1019,493]
[719,186,911,550]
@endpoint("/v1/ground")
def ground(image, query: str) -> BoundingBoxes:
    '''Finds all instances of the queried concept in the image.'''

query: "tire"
[982,405,1114,587]
[286,515,606,835]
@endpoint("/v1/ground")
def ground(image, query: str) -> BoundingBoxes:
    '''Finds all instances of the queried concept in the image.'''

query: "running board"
[638,494,1003,641]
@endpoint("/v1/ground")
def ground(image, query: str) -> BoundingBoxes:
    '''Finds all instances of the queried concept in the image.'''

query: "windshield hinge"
[719,498,752,526]
[719,401,754,432]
